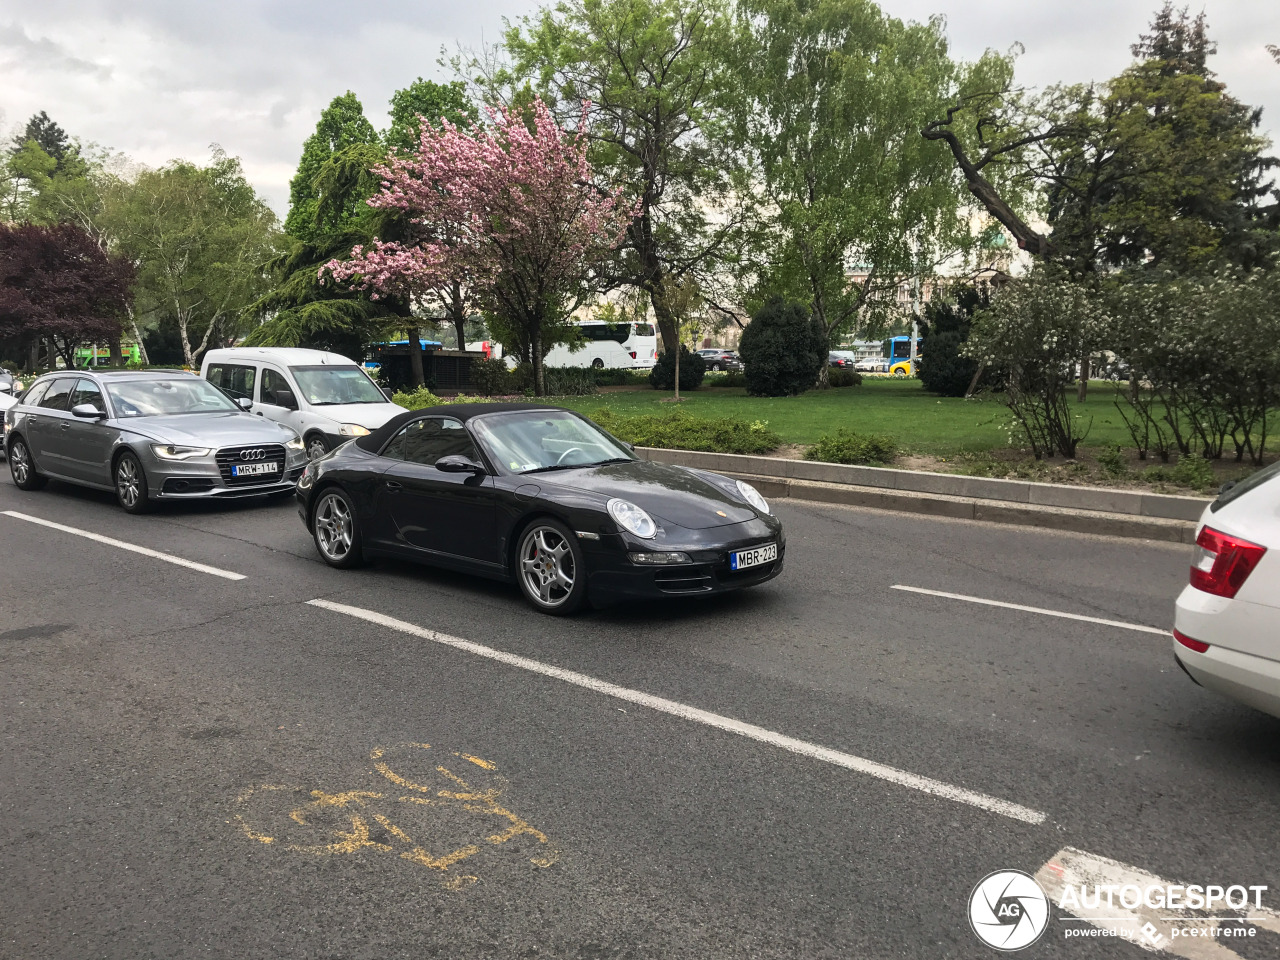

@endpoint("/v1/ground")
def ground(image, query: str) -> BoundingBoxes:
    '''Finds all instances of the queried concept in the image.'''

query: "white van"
[200,347,406,460]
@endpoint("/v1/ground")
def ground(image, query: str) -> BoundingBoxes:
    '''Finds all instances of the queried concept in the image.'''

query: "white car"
[0,390,17,454]
[1173,461,1280,718]
[201,347,406,460]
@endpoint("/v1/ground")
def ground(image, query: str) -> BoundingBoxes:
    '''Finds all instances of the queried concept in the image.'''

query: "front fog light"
[628,551,692,565]
[736,479,771,515]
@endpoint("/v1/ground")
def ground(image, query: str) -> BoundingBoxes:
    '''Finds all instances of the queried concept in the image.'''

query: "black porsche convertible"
[296,402,784,614]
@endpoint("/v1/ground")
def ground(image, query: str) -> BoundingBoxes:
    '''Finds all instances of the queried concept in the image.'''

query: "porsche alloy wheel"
[313,489,362,568]
[516,520,587,615]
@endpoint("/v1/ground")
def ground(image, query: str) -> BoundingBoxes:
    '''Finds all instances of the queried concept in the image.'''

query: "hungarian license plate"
[730,542,777,571]
[231,462,278,477]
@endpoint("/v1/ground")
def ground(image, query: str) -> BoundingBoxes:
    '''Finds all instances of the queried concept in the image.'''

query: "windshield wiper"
[590,458,633,466]
[523,457,631,474]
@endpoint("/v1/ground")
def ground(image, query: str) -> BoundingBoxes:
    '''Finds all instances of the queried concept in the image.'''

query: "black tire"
[514,517,588,615]
[591,358,604,369]
[7,436,47,491]
[305,433,330,461]
[114,451,152,514]
[311,487,364,568]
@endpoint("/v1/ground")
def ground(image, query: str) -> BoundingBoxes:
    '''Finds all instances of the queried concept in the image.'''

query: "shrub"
[827,368,863,388]
[471,357,514,396]
[594,367,645,386]
[917,331,978,397]
[1145,454,1218,493]
[591,407,781,455]
[738,298,827,396]
[648,347,706,391]
[392,386,446,409]
[507,364,599,396]
[1097,445,1128,478]
[803,429,897,465]
[704,370,746,388]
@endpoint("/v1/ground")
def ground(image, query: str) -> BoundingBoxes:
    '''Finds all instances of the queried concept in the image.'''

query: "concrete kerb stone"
[636,446,1204,543]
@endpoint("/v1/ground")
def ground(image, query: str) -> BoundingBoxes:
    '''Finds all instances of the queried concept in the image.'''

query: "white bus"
[543,320,658,370]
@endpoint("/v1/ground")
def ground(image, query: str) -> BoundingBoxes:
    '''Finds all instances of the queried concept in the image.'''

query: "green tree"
[736,0,994,387]
[487,0,750,353]
[385,78,476,153]
[283,92,379,245]
[108,149,279,366]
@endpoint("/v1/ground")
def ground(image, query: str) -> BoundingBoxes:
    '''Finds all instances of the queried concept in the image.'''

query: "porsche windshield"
[106,378,240,417]
[290,365,385,405]
[471,411,634,474]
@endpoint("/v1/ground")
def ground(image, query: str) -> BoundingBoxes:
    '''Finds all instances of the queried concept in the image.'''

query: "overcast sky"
[1,0,1276,217]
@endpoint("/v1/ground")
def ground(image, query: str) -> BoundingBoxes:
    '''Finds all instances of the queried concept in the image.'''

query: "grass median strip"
[308,597,1048,825]
[891,585,1168,635]
[2,510,246,581]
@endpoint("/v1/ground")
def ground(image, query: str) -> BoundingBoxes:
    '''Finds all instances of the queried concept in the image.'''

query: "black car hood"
[536,459,757,529]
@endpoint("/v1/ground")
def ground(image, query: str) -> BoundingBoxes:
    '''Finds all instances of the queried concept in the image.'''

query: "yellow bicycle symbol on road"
[234,743,558,888]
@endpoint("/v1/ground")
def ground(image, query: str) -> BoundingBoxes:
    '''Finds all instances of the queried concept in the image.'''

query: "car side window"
[21,380,52,407]
[211,364,256,401]
[38,377,77,411]
[69,379,104,413]
[260,368,293,406]
[395,418,479,467]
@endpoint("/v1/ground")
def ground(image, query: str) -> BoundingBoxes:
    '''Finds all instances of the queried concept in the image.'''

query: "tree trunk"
[127,307,150,366]
[109,337,123,368]
[26,338,38,374]
[532,328,545,397]
[409,328,425,388]
[47,338,58,370]
[1077,354,1090,402]
[673,342,681,402]
[450,282,467,352]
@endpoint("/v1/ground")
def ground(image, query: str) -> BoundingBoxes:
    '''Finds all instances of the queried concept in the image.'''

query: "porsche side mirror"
[436,455,485,474]
[71,403,106,420]
[235,397,253,411]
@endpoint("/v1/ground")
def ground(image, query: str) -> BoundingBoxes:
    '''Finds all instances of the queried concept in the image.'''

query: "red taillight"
[629,351,637,359]
[1174,629,1210,653]
[1189,526,1267,599]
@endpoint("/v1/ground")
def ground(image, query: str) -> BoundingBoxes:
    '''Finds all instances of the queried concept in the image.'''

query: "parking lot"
[2,474,1278,958]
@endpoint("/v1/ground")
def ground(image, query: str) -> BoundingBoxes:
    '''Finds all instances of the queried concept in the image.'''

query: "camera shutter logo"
[969,870,1050,951]
[240,448,266,461]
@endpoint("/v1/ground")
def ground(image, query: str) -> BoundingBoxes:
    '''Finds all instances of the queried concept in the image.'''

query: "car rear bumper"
[1174,641,1280,719]
[1174,584,1280,718]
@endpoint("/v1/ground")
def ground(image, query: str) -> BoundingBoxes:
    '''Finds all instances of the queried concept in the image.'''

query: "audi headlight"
[736,479,771,515]
[151,444,212,461]
[338,423,370,437]
[607,498,657,539]
[285,436,305,452]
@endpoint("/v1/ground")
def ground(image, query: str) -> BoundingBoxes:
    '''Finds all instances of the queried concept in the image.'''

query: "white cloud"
[0,0,1275,217]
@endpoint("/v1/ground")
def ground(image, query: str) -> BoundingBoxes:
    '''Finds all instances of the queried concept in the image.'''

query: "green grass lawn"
[555,378,1142,456]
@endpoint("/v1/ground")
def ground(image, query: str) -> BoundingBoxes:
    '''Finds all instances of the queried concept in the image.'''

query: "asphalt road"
[1,472,1277,959]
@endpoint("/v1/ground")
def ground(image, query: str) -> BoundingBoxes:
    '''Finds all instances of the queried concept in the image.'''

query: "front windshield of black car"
[471,411,634,474]
[290,365,385,405]
[106,378,240,417]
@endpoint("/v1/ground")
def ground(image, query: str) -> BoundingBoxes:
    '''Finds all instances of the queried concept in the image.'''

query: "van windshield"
[289,365,385,405]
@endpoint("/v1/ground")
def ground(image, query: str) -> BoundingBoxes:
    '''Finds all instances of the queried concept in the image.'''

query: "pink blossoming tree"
[325,98,632,395]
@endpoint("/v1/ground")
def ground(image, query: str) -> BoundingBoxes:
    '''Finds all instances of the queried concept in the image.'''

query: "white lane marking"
[1036,846,1280,956]
[308,598,1047,824]
[2,510,245,581]
[891,585,1168,635]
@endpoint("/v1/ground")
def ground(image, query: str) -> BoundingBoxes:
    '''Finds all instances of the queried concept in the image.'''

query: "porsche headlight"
[285,436,305,452]
[151,444,212,460]
[339,423,370,437]
[607,498,657,539]
[736,479,771,515]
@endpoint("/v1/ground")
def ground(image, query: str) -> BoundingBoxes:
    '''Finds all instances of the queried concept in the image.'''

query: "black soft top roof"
[354,401,567,452]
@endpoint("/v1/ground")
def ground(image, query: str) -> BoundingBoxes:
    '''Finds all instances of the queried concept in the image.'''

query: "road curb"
[636,448,1202,544]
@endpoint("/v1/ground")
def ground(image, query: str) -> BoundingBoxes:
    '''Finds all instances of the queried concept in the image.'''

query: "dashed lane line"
[2,510,246,581]
[308,597,1048,825]
[891,584,1168,635]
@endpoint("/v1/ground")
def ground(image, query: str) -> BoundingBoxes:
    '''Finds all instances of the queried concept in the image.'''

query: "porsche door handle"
[385,480,403,493]
[60,422,71,430]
